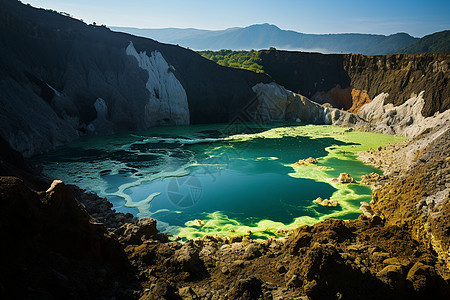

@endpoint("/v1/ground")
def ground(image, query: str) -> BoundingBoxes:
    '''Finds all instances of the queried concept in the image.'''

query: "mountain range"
[112,23,418,55]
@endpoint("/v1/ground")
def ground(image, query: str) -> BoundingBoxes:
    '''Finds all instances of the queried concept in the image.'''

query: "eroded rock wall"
[358,91,450,137]
[259,50,450,117]
[345,53,449,117]
[251,82,369,130]
[252,81,449,139]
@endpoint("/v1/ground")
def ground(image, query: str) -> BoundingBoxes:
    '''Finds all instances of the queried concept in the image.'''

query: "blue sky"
[24,0,449,37]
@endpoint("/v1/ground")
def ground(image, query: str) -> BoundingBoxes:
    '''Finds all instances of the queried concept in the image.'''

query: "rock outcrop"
[337,172,355,183]
[294,157,318,166]
[345,53,449,117]
[252,82,332,124]
[0,177,136,299]
[125,42,189,126]
[313,197,338,207]
[357,91,450,137]
[251,82,370,129]
[252,81,449,140]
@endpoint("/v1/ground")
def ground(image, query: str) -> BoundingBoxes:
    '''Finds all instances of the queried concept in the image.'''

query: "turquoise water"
[34,123,404,239]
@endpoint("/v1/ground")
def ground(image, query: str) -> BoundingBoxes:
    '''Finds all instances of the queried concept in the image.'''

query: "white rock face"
[358,91,450,138]
[358,93,391,121]
[126,42,189,126]
[252,82,367,127]
[252,82,289,121]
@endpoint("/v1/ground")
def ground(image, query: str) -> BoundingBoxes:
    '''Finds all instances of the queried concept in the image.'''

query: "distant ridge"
[112,23,418,55]
[397,30,450,53]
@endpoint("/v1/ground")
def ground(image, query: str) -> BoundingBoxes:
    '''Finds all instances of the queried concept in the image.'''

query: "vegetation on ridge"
[198,50,265,73]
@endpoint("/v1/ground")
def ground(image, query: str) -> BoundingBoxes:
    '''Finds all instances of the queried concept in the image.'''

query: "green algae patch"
[34,124,406,240]
[167,125,405,240]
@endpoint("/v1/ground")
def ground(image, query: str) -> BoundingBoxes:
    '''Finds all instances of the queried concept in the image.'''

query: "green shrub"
[198,50,264,73]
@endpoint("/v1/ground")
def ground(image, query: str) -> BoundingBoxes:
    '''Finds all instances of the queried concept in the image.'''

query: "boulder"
[376,265,404,288]
[144,279,179,300]
[229,276,263,300]
[305,157,318,164]
[360,172,382,185]
[115,218,158,245]
[294,157,318,166]
[191,219,205,227]
[286,274,302,289]
[243,243,262,260]
[313,197,338,207]
[174,241,206,280]
[406,262,437,293]
[360,201,374,219]
[338,173,354,183]
[178,286,198,300]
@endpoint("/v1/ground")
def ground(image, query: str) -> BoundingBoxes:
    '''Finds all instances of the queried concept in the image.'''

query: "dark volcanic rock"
[0,135,47,190]
[70,185,136,229]
[229,276,264,300]
[0,177,135,299]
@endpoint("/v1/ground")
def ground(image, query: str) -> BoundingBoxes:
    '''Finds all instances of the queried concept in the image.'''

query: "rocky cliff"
[259,50,449,117]
[0,0,270,156]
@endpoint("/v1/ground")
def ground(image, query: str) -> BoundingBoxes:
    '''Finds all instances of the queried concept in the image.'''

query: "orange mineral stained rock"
[349,89,372,113]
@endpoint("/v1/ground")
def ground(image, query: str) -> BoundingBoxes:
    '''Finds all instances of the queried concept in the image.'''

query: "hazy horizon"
[23,0,450,38]
[111,23,425,38]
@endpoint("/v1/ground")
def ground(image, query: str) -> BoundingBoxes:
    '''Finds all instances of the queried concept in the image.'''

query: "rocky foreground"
[1,123,449,299]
